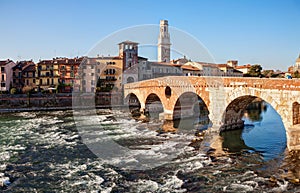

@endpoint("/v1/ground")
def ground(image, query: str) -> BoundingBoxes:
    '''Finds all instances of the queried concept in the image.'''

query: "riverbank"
[0,93,124,113]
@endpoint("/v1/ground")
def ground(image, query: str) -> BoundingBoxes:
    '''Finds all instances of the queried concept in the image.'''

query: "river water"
[0,103,299,192]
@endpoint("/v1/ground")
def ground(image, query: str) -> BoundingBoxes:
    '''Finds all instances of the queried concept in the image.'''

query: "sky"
[1,0,299,71]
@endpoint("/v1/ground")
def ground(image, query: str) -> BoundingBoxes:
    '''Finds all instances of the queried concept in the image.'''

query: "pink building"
[0,59,16,92]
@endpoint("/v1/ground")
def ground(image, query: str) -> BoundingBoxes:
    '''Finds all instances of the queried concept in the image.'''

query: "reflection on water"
[244,99,267,122]
[220,127,254,153]
[221,100,287,161]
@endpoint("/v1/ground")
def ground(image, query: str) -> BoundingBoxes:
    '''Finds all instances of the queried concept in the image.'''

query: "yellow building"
[96,57,123,92]
[36,59,59,91]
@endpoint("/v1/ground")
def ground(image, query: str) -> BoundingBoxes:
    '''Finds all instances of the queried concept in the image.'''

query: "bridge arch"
[173,92,209,121]
[124,93,141,114]
[221,94,287,131]
[144,93,164,118]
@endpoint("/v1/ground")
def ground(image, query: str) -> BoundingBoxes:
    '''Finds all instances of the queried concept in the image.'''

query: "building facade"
[76,56,123,93]
[55,57,83,92]
[12,60,36,92]
[36,59,59,91]
[235,64,252,74]
[22,62,37,91]
[0,59,16,92]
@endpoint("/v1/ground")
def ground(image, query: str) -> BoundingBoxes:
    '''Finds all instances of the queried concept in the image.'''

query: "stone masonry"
[124,76,300,150]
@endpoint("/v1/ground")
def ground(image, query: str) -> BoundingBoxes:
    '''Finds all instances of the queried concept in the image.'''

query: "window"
[71,72,74,77]
[71,66,74,70]
[1,67,4,72]
[1,74,4,81]
[33,79,36,84]
[1,82,5,87]
[26,80,29,85]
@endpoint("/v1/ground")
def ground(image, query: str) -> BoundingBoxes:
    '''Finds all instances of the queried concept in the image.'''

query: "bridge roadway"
[124,76,300,150]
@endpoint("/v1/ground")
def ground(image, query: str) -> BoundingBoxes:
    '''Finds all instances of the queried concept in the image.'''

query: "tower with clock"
[158,20,171,63]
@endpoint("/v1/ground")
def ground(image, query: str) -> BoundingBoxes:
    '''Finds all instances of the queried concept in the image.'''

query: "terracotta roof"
[217,64,233,68]
[13,60,35,69]
[235,64,252,69]
[233,69,243,73]
[38,60,53,65]
[23,63,36,72]
[0,59,14,66]
[94,56,122,60]
[181,65,200,71]
[150,62,181,67]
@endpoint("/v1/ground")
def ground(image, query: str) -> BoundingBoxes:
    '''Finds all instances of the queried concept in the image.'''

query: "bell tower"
[158,20,171,62]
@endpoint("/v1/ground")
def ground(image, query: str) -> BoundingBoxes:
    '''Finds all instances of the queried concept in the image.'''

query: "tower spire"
[158,20,171,62]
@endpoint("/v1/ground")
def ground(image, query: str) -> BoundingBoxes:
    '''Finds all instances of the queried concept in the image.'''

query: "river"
[0,102,299,192]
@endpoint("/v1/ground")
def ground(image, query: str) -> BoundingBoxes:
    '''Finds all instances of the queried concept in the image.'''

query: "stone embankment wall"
[0,93,73,110]
[0,93,123,112]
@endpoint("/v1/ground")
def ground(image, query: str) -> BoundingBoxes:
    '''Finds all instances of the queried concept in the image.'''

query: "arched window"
[127,77,134,83]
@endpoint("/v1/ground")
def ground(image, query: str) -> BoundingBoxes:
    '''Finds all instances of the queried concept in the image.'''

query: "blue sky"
[1,0,299,70]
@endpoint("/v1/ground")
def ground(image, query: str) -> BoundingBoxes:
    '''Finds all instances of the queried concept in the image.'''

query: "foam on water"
[0,110,297,192]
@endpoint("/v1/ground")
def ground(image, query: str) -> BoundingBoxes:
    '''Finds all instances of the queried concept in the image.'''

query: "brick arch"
[222,92,286,132]
[124,93,141,106]
[124,92,144,107]
[172,91,209,120]
[144,93,164,117]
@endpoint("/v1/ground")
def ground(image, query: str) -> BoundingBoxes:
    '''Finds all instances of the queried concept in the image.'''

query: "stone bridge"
[124,76,300,150]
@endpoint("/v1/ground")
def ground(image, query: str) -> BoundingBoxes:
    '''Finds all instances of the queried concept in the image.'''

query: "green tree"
[293,71,300,78]
[247,64,262,77]
[262,70,274,78]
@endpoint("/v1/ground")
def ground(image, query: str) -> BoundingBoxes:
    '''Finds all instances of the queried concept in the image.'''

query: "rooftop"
[118,40,139,45]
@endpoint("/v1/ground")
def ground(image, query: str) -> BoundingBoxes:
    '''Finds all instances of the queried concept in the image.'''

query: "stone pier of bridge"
[124,76,300,150]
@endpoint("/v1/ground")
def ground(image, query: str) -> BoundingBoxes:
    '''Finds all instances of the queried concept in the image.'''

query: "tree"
[262,70,274,78]
[247,64,262,77]
[293,71,300,78]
